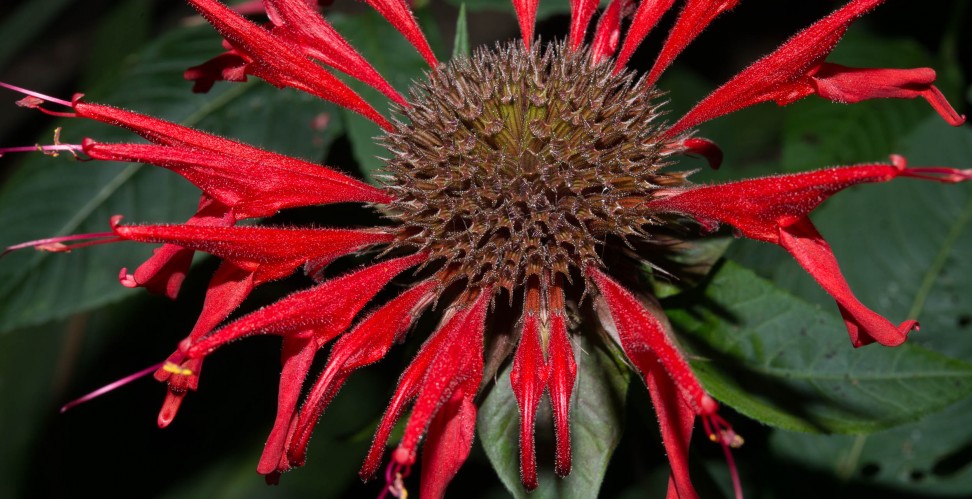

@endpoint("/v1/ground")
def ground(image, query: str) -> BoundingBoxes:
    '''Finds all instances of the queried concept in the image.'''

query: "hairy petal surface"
[419,392,477,499]
[569,0,599,49]
[646,0,741,85]
[359,0,438,67]
[263,0,405,105]
[510,311,548,490]
[83,141,390,219]
[185,0,392,129]
[614,0,676,70]
[590,0,629,62]
[669,0,964,136]
[186,253,426,357]
[646,157,971,346]
[513,0,540,48]
[282,280,439,472]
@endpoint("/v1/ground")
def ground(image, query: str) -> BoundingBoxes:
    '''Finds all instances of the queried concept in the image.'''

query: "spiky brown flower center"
[384,41,686,292]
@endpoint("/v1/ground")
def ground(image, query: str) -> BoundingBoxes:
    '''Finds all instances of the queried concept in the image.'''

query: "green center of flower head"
[384,41,688,293]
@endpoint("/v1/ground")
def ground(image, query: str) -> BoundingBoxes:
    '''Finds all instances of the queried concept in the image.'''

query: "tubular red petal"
[646,363,698,499]
[119,196,234,298]
[184,51,249,93]
[73,100,392,206]
[510,311,549,490]
[284,372,350,471]
[114,223,394,283]
[157,389,188,428]
[811,63,965,126]
[334,279,440,372]
[284,280,438,468]
[644,157,972,346]
[546,309,576,477]
[360,303,460,479]
[258,335,318,475]
[187,253,426,358]
[122,244,196,299]
[667,137,723,169]
[569,0,600,50]
[646,160,911,243]
[669,0,893,135]
[263,0,405,105]
[185,0,392,129]
[83,141,392,217]
[779,219,915,347]
[419,393,477,499]
[590,0,627,63]
[512,0,540,48]
[614,0,676,70]
[397,290,491,461]
[360,0,438,68]
[154,263,255,419]
[589,267,711,413]
[646,0,740,86]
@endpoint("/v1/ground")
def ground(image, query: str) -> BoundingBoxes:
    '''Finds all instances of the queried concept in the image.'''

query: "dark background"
[1,1,970,498]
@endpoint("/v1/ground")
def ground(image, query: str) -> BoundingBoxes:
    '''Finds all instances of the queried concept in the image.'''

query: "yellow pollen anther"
[162,362,193,376]
[709,431,745,448]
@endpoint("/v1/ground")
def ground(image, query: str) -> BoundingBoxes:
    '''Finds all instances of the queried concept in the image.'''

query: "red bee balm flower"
[2,0,969,498]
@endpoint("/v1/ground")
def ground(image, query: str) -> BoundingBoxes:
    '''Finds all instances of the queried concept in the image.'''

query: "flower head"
[2,0,969,498]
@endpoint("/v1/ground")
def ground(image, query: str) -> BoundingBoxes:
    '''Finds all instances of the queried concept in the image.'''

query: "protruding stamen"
[1,127,82,157]
[379,459,410,499]
[702,412,744,499]
[16,96,78,118]
[0,81,74,108]
[902,167,972,183]
[2,232,119,258]
[60,361,165,413]
[0,143,82,158]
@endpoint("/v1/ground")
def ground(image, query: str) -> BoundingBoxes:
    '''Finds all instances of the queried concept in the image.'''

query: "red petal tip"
[157,390,186,428]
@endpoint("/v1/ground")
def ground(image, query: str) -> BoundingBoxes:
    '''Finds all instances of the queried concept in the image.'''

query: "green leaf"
[81,0,152,89]
[666,260,972,434]
[453,4,471,59]
[0,0,74,70]
[725,119,972,495]
[332,10,444,183]
[0,26,342,334]
[0,318,74,499]
[479,336,630,499]
[769,396,972,496]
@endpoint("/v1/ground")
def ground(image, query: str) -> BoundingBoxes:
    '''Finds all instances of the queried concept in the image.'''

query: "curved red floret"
[185,0,393,129]
[670,0,963,136]
[646,156,971,346]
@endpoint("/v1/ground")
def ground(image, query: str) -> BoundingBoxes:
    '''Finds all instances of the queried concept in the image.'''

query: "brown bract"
[385,41,685,292]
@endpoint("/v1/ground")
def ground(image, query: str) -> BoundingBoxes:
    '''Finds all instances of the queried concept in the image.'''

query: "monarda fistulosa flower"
[1,0,969,497]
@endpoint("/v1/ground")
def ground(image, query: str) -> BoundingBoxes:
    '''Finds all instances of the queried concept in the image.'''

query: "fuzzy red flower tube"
[1,1,969,498]
[645,156,971,347]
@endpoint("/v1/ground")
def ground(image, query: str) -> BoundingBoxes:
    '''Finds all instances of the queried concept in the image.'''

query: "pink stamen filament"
[34,108,78,118]
[2,232,119,257]
[378,460,410,499]
[0,81,73,107]
[903,167,972,183]
[702,413,744,499]
[0,143,82,157]
[60,362,166,413]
